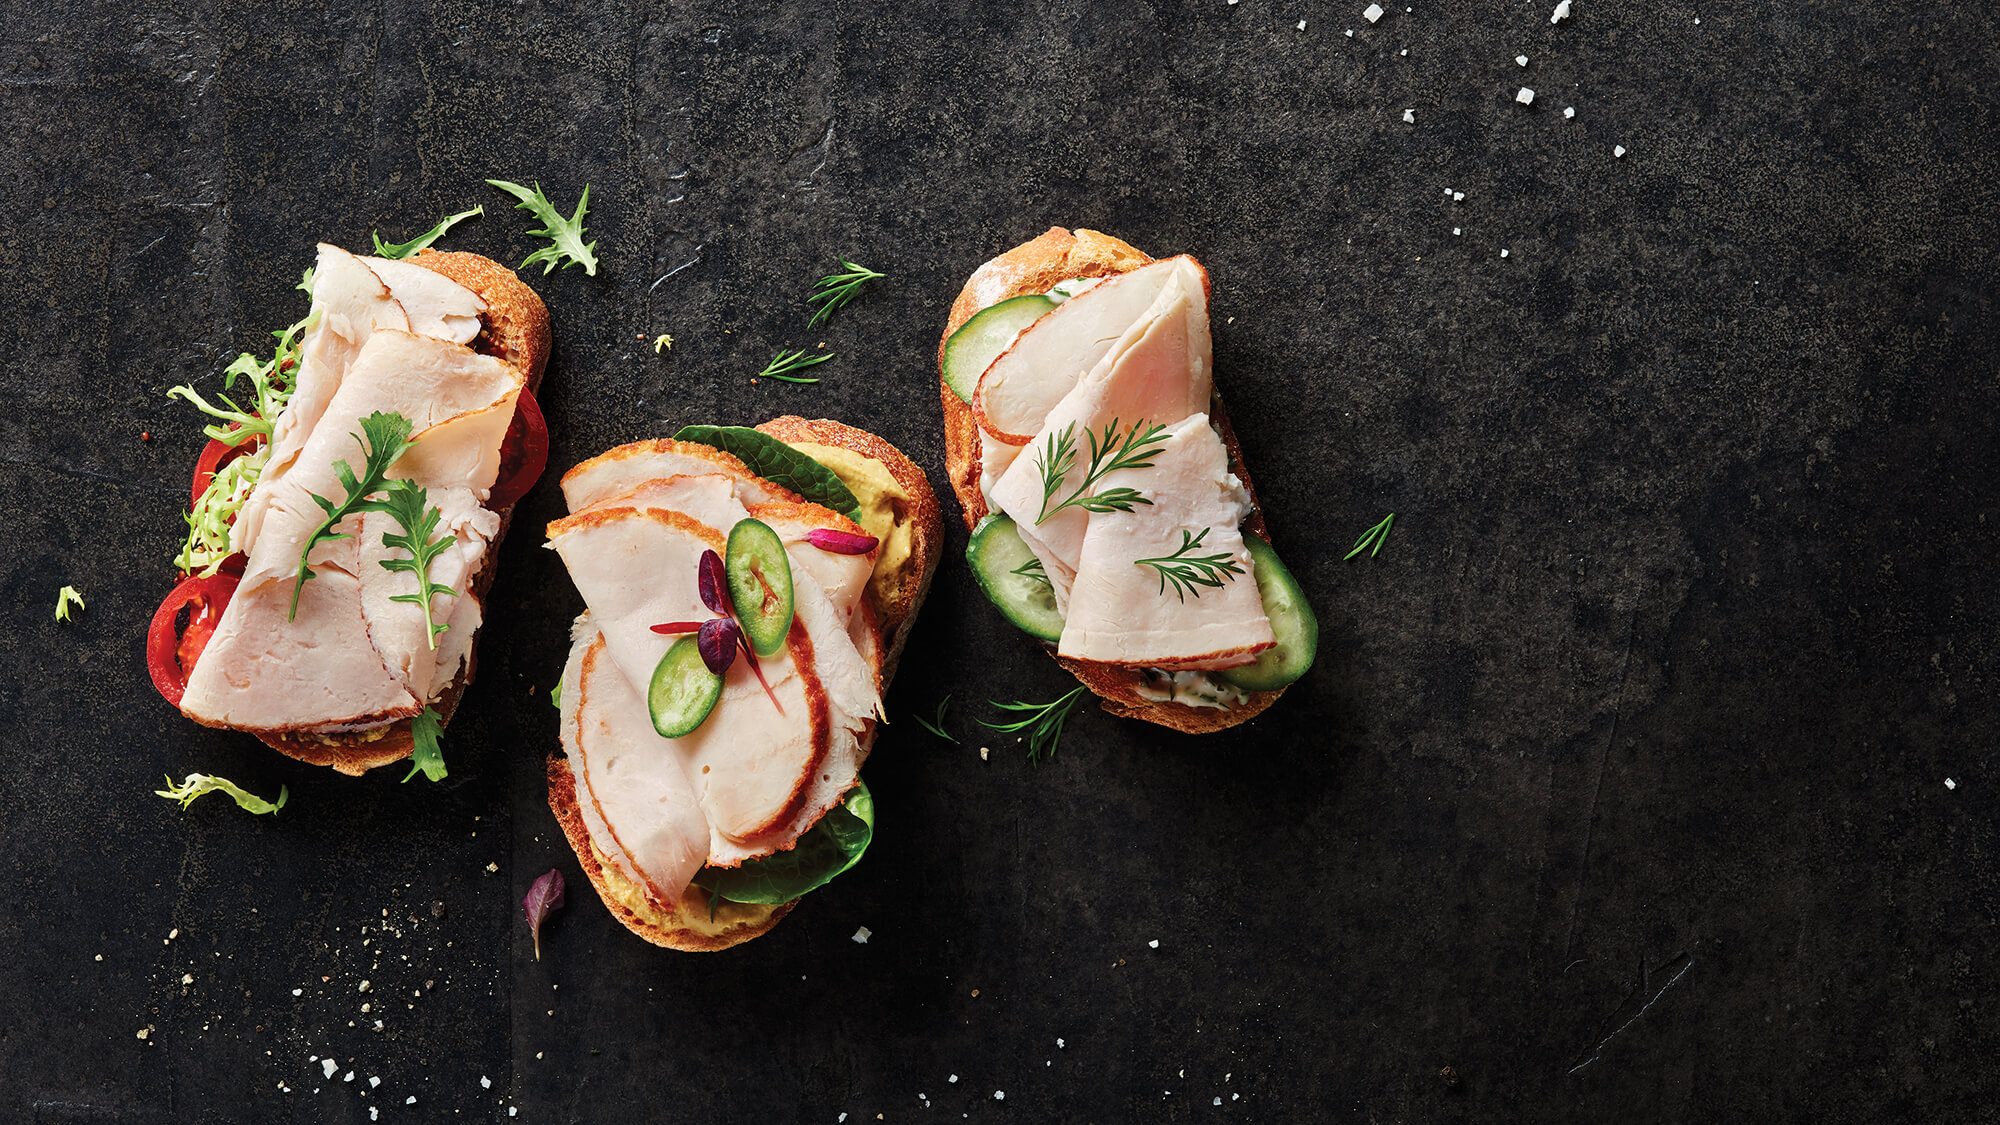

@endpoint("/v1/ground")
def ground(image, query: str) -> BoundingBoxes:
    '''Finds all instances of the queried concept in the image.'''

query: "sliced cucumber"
[727,518,794,657]
[942,294,1056,403]
[649,637,724,737]
[1217,533,1318,692]
[967,514,1064,643]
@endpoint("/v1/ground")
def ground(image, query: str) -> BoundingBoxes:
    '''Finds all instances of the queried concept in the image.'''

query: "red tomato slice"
[147,573,239,708]
[190,432,260,511]
[487,385,548,511]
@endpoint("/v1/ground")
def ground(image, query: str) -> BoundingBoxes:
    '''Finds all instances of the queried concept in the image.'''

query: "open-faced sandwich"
[939,227,1317,733]
[149,244,551,777]
[545,418,942,951]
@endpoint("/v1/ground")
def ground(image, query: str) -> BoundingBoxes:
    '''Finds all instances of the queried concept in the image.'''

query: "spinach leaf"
[672,425,862,519]
[693,781,874,904]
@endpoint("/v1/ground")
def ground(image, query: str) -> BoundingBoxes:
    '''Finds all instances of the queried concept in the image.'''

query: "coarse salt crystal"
[293,988,303,996]
[949,1075,959,1083]
[1215,1098,1224,1106]
[1564,106,1575,119]
[1148,939,1160,949]
[1453,191,1465,201]
[182,974,194,985]
[371,1077,381,1088]
[1552,0,1570,22]
[1400,48,1408,55]
[1297,19,1307,30]
[1057,1038,1065,1048]
[323,1059,338,1079]
[344,1072,354,1083]
[1516,55,1529,66]
[510,1110,518,1118]
[1614,145,1626,157]
[1516,87,1536,105]
[136,1028,149,1040]
[852,926,872,944]
[1946,778,1957,789]
[1403,109,1415,123]
[1363,3,1383,22]
[406,1096,417,1105]
[370,1110,378,1123]
[1453,227,1462,235]
[1345,28,1354,36]
[1501,249,1510,257]
[481,1076,491,1088]
[994,1091,1006,1101]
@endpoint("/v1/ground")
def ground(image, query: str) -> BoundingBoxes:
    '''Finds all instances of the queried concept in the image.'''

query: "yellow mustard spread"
[784,441,914,609]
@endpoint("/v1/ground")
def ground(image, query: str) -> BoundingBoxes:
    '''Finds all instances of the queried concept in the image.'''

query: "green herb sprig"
[1345,513,1396,560]
[911,694,958,743]
[486,180,598,276]
[1011,555,1051,589]
[156,773,288,815]
[374,479,454,650]
[403,706,447,783]
[372,205,484,260]
[1035,418,1171,524]
[757,347,834,384]
[980,687,1088,763]
[168,309,317,447]
[290,412,418,619]
[806,259,885,327]
[1134,528,1246,601]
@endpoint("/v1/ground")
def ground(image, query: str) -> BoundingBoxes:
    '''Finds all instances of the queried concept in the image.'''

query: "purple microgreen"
[805,528,879,555]
[523,868,566,962]
[698,549,731,616]
[697,617,741,676]
[650,620,708,635]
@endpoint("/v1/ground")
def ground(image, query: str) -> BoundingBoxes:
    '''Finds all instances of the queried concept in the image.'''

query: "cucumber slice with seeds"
[942,294,1057,403]
[649,637,724,737]
[1217,533,1317,692]
[727,518,794,657]
[967,514,1064,643]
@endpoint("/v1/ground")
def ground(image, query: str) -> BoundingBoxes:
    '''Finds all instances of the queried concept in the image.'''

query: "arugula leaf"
[671,425,862,518]
[371,204,484,260]
[156,773,288,815]
[54,585,85,622]
[693,782,873,904]
[402,706,447,783]
[486,180,598,276]
[291,411,418,619]
[373,478,453,650]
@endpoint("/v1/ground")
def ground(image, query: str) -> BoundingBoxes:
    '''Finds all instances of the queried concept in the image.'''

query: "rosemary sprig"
[373,478,454,650]
[1134,528,1246,601]
[911,694,958,744]
[371,204,484,260]
[402,706,447,783]
[1034,418,1170,524]
[806,259,886,327]
[1345,512,1396,560]
[757,347,834,384]
[291,411,418,619]
[980,687,1088,763]
[1011,555,1051,589]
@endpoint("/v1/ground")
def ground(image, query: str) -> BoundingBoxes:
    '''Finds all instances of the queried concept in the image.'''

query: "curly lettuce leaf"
[692,781,873,905]
[156,773,288,815]
[486,180,598,276]
[168,308,316,447]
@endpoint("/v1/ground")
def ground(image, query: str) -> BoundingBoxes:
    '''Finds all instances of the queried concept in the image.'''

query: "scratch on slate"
[1,456,181,496]
[1568,953,1694,1075]
[1561,605,1639,962]
[649,246,705,292]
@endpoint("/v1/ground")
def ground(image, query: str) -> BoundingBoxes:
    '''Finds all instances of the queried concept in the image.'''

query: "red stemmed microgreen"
[651,549,786,714]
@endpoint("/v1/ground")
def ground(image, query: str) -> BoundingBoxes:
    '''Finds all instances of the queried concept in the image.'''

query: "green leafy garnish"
[54,585,85,622]
[911,695,957,743]
[693,782,873,904]
[1034,418,1170,524]
[980,687,1088,763]
[402,707,447,783]
[1345,512,1395,560]
[371,205,484,260]
[168,309,317,447]
[1134,528,1246,601]
[178,450,266,576]
[1010,554,1051,590]
[550,674,563,711]
[486,180,598,276]
[756,347,834,384]
[670,425,862,518]
[290,411,418,619]
[156,773,288,815]
[372,478,453,650]
[806,259,886,327]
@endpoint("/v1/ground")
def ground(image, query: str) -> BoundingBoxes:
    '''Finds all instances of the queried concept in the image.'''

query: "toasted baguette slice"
[548,419,944,950]
[940,228,1286,734]
[257,250,551,775]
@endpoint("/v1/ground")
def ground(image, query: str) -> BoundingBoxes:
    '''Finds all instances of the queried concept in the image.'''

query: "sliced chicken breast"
[561,440,803,514]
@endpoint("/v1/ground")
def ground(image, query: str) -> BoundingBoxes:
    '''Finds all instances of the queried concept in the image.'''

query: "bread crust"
[249,250,553,775]
[547,420,943,950]
[939,230,1287,734]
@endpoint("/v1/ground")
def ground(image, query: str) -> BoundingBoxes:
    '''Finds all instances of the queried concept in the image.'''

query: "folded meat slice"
[563,619,713,909]
[179,534,419,731]
[1058,415,1274,669]
[987,261,1215,610]
[561,440,803,514]
[972,256,1205,446]
[356,487,500,702]
[547,504,828,843]
[364,256,485,345]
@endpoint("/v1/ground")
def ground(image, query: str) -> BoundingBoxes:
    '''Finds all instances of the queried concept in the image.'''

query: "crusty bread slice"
[256,250,551,775]
[940,228,1287,735]
[547,419,943,951]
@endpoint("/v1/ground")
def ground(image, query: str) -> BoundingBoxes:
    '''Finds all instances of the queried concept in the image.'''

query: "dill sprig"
[1034,418,1171,524]
[757,347,834,384]
[1134,528,1246,601]
[911,694,958,744]
[373,479,454,650]
[291,411,418,619]
[1011,555,1051,589]
[1345,513,1396,560]
[980,687,1088,763]
[807,259,886,327]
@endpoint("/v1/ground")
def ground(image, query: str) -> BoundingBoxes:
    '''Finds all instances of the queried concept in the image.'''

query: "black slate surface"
[3,1,1996,1121]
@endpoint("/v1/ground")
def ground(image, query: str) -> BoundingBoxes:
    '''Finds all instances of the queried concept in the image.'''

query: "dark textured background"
[3,0,1995,1121]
